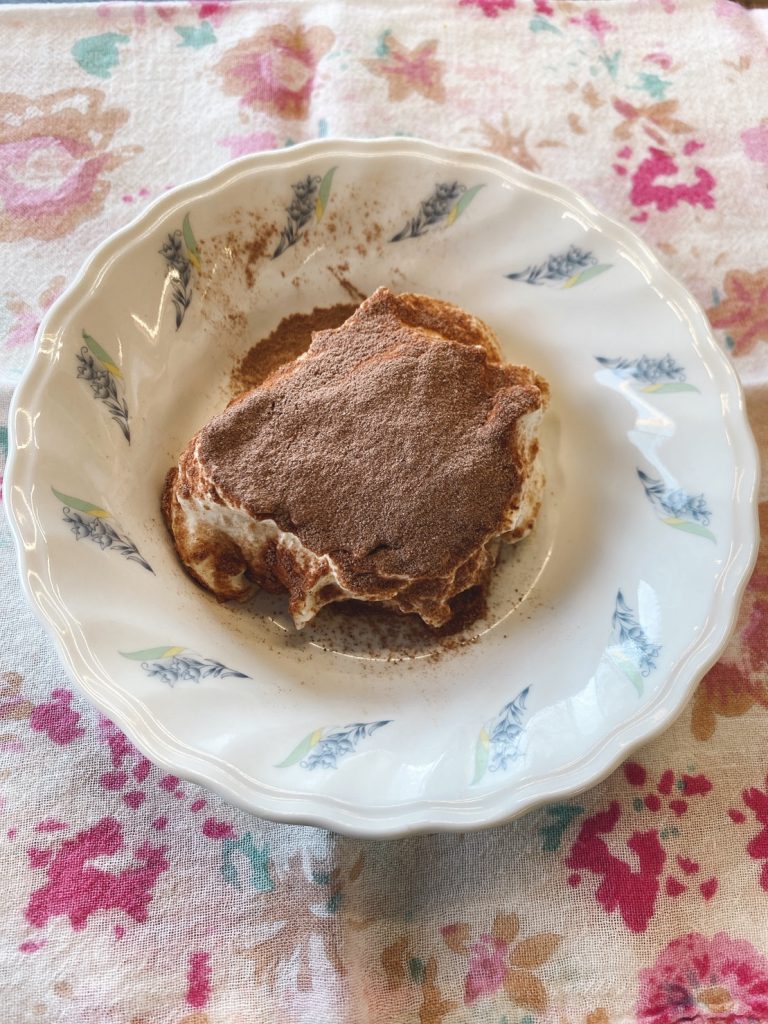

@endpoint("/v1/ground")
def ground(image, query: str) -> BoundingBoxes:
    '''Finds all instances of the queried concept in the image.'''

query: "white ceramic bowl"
[5,139,758,836]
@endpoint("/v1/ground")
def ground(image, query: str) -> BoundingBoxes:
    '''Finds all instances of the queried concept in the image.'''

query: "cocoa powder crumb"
[329,267,367,304]
[211,219,274,290]
[243,223,274,290]
[227,311,247,335]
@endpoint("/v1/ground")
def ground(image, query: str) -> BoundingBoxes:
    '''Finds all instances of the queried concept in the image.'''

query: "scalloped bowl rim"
[4,137,760,837]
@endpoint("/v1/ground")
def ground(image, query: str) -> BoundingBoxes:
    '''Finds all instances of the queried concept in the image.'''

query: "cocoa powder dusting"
[211,219,275,291]
[202,288,545,590]
[243,223,274,290]
[233,303,358,393]
[228,299,492,648]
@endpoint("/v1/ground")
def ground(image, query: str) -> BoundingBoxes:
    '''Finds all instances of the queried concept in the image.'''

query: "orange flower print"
[379,935,455,1024]
[691,502,768,738]
[612,97,693,143]
[707,268,768,356]
[741,500,768,686]
[0,671,33,754]
[0,88,139,242]
[215,24,335,119]
[476,116,540,171]
[364,33,446,104]
[690,661,755,741]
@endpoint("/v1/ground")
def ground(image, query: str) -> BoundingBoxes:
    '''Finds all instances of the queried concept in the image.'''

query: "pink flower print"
[742,776,768,891]
[645,51,673,70]
[636,932,768,1023]
[30,689,85,746]
[186,951,212,1008]
[5,303,38,350]
[193,1,231,27]
[0,88,139,241]
[613,764,718,906]
[4,277,65,351]
[217,131,278,159]
[465,935,509,1003]
[215,24,335,119]
[25,817,168,931]
[630,146,715,212]
[202,817,236,840]
[570,8,615,45]
[458,0,515,16]
[565,802,666,933]
[19,939,46,953]
[743,124,768,166]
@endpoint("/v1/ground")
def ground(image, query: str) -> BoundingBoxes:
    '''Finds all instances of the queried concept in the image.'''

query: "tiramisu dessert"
[163,287,549,630]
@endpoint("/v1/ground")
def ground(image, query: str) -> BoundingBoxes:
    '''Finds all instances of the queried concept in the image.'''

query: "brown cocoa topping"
[200,288,543,591]
[233,303,358,393]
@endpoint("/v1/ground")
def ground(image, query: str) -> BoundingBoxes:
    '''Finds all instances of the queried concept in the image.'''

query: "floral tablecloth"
[2,1,768,1020]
